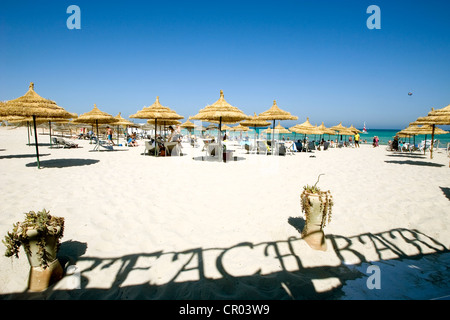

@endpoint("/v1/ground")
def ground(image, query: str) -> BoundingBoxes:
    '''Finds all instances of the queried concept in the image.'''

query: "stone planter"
[301,193,328,251]
[24,227,64,292]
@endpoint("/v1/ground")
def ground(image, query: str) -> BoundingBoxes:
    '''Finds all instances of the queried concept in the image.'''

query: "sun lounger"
[56,137,78,148]
[52,137,64,148]
[257,140,270,155]
[284,141,295,155]
[91,138,112,151]
[207,143,221,157]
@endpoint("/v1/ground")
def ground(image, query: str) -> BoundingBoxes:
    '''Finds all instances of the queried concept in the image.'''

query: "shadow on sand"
[385,160,445,167]
[1,227,448,300]
[25,158,99,168]
[0,153,51,160]
[440,187,450,201]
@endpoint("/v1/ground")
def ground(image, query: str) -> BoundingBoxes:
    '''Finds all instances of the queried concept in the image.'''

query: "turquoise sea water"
[183,128,450,148]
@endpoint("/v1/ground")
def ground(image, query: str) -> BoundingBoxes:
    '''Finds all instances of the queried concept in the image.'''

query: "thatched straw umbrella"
[258,100,297,154]
[240,112,270,145]
[410,104,450,159]
[0,82,75,168]
[289,117,317,142]
[348,124,362,134]
[114,112,135,144]
[130,96,183,156]
[329,122,348,141]
[317,122,336,140]
[230,123,250,132]
[229,123,251,140]
[263,122,291,135]
[72,104,118,148]
[180,118,196,136]
[401,124,448,155]
[190,90,250,160]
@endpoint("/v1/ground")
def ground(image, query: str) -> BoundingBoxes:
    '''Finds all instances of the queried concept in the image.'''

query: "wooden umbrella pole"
[430,124,435,159]
[27,121,31,145]
[155,119,158,156]
[219,117,223,162]
[272,119,275,156]
[32,115,40,169]
[424,134,427,155]
[49,121,52,148]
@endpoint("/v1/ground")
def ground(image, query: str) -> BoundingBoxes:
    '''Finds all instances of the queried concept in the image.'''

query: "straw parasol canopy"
[263,123,291,134]
[412,105,450,126]
[289,118,316,135]
[114,112,134,127]
[318,122,336,136]
[403,124,448,136]
[0,82,75,168]
[130,97,183,123]
[180,119,196,130]
[130,96,183,156]
[330,122,346,132]
[206,123,218,130]
[258,100,298,123]
[397,124,420,138]
[230,124,250,132]
[410,105,450,159]
[0,83,74,119]
[113,113,135,144]
[399,124,449,155]
[348,124,362,134]
[72,104,119,138]
[147,119,181,126]
[190,90,250,159]
[258,100,297,153]
[190,90,251,127]
[240,112,271,142]
[329,122,348,141]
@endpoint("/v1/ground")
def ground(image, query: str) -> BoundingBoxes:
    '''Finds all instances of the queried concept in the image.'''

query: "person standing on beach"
[106,126,115,145]
[355,132,360,148]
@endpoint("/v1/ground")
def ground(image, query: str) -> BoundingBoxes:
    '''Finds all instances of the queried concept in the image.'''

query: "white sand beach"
[0,126,449,300]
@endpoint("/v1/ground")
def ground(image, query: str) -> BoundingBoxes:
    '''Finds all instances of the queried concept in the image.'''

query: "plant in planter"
[3,209,65,292]
[300,174,334,251]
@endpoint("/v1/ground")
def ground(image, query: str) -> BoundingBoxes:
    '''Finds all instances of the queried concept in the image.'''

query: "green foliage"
[2,209,64,268]
[300,174,334,234]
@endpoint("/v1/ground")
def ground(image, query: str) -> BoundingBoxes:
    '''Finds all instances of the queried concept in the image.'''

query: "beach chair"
[257,140,269,155]
[206,143,220,157]
[144,140,156,156]
[92,138,112,151]
[52,137,63,148]
[284,141,295,155]
[56,137,78,148]
[307,141,315,152]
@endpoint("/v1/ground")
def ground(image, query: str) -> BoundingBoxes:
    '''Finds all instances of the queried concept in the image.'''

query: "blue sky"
[1,0,449,129]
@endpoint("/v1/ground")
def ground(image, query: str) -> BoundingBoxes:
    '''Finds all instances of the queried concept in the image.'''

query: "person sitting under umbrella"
[167,125,182,156]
